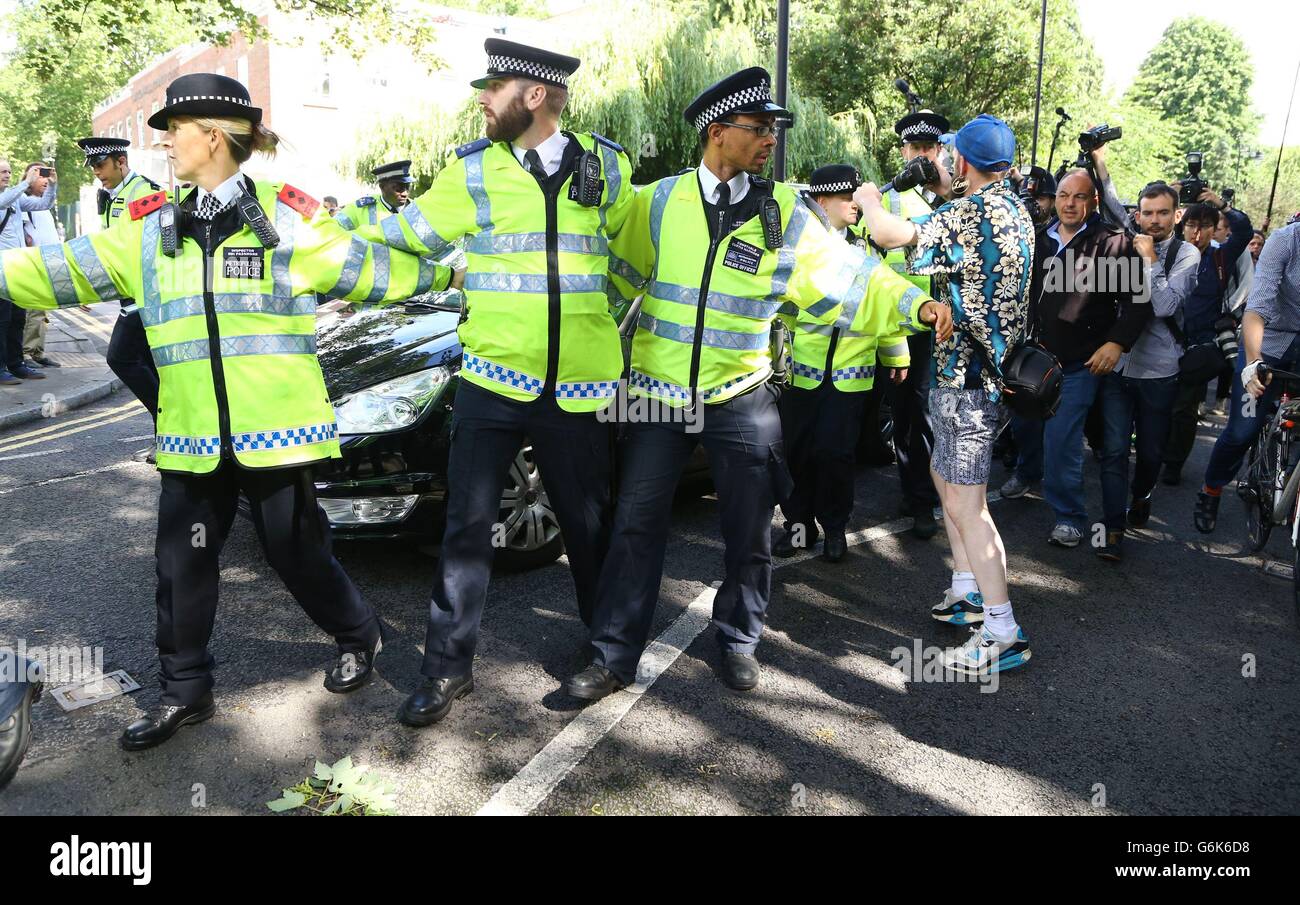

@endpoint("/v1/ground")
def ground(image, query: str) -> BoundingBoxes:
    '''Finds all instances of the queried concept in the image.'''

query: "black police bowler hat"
[471,38,580,90]
[685,67,794,135]
[373,160,414,184]
[146,73,262,131]
[808,164,862,195]
[76,137,131,167]
[895,110,950,144]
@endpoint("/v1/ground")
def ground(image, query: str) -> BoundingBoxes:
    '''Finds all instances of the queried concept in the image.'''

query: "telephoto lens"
[1214,316,1240,362]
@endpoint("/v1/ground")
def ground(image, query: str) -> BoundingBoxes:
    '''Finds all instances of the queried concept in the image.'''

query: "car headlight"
[334,366,451,434]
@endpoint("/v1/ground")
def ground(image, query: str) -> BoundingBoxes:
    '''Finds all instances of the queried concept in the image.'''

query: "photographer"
[1097,183,1200,561]
[0,158,57,385]
[1195,221,1300,533]
[1010,165,1058,228]
[1160,190,1253,486]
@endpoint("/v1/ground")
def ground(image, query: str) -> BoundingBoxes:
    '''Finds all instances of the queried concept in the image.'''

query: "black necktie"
[714,182,731,237]
[525,149,546,183]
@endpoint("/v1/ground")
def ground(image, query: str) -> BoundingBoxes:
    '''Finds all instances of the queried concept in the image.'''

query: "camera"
[1221,187,1236,208]
[1179,152,1208,205]
[38,167,53,178]
[883,156,939,194]
[1078,124,1122,155]
[1214,315,1239,361]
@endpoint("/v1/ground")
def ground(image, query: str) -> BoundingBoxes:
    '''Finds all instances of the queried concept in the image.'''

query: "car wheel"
[493,444,566,571]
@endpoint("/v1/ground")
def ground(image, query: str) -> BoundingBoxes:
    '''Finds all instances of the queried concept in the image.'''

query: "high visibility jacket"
[606,172,931,407]
[859,185,934,294]
[0,178,446,474]
[350,131,634,413]
[101,171,164,231]
[788,218,924,392]
[334,195,402,231]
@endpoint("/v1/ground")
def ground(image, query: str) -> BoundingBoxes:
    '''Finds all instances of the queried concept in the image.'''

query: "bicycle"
[1236,365,1300,617]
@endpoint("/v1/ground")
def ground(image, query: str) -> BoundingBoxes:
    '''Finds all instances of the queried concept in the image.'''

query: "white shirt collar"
[697,163,750,205]
[108,170,138,200]
[196,171,246,212]
[513,129,568,178]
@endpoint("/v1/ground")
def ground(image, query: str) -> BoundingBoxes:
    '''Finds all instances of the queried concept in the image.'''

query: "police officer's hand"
[919,301,953,342]
[853,182,884,212]
[890,367,908,384]
[452,268,466,291]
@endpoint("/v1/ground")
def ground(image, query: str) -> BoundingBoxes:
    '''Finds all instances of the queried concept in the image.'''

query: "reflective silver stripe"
[637,311,768,351]
[416,256,438,294]
[401,203,452,257]
[609,252,648,288]
[366,205,377,226]
[326,235,368,298]
[649,280,779,320]
[464,232,609,256]
[140,212,161,307]
[335,213,356,231]
[886,189,901,216]
[897,285,925,332]
[141,293,312,327]
[823,247,878,327]
[648,175,680,260]
[464,152,494,234]
[890,260,910,274]
[796,321,869,339]
[380,212,423,254]
[271,200,296,299]
[464,272,607,293]
[597,141,620,237]
[152,333,317,367]
[67,236,116,301]
[768,199,807,303]
[363,243,392,304]
[40,245,78,306]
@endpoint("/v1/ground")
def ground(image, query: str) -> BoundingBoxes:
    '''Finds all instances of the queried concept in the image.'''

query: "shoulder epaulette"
[355,195,376,207]
[677,167,694,176]
[279,184,320,219]
[590,132,624,154]
[129,191,168,220]
[142,176,162,191]
[455,137,491,159]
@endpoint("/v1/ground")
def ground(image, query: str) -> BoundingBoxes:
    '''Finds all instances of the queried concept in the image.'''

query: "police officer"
[777,164,918,562]
[565,68,948,699]
[343,39,635,727]
[77,137,165,454]
[334,159,414,230]
[0,73,448,750]
[867,108,951,539]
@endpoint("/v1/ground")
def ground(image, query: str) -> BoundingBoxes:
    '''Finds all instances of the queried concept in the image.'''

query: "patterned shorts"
[929,387,1006,486]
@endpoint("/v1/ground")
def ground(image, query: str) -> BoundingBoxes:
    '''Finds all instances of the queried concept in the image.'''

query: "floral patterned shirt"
[910,179,1035,402]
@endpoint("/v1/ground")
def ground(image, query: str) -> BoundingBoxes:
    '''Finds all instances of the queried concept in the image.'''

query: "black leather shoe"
[1127,496,1152,529]
[564,666,627,701]
[10,364,45,380]
[0,678,42,790]
[718,652,761,691]
[910,505,939,540]
[821,529,847,562]
[1194,491,1220,534]
[1096,529,1124,562]
[1161,466,1181,487]
[398,674,473,727]
[31,355,60,368]
[324,640,380,694]
[120,696,216,751]
[774,525,817,558]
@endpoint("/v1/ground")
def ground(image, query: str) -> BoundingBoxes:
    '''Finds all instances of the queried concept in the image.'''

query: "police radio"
[236,192,280,248]
[158,203,181,258]
[569,150,604,207]
[759,196,783,250]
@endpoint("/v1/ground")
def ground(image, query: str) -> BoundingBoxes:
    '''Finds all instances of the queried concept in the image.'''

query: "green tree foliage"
[1242,147,1300,231]
[1126,16,1261,187]
[350,1,878,191]
[789,0,1104,178]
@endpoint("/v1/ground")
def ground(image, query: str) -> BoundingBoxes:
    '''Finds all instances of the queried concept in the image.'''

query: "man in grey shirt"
[1097,182,1200,560]
[0,158,58,384]
[1195,221,1300,532]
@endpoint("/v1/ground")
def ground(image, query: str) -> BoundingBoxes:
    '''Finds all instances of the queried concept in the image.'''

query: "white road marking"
[0,460,146,496]
[0,447,68,462]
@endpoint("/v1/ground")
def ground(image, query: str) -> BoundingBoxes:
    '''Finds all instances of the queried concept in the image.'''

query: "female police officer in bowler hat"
[0,73,450,751]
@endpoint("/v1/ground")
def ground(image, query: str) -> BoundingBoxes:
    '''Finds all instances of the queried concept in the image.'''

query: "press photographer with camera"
[1160,178,1253,488]
[1009,165,1058,228]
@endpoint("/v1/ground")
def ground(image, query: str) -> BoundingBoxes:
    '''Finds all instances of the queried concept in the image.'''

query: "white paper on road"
[50,669,141,712]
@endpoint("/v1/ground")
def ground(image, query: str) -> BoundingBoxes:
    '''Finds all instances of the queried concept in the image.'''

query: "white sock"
[983,601,1018,641]
[951,571,978,598]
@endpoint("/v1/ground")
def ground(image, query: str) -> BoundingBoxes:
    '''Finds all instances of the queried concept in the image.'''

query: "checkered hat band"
[693,83,773,132]
[487,55,569,86]
[810,180,855,194]
[901,123,943,141]
[169,95,252,106]
[81,146,123,156]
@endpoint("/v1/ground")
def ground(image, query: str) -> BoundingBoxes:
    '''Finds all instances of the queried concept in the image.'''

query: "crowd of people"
[1,35,1297,768]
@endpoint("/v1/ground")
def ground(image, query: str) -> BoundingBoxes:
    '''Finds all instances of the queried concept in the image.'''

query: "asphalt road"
[1,391,1297,815]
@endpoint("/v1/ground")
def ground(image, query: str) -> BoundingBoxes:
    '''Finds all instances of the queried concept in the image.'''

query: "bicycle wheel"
[1244,435,1275,552]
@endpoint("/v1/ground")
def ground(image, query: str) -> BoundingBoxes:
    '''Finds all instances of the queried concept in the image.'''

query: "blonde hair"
[174,115,280,164]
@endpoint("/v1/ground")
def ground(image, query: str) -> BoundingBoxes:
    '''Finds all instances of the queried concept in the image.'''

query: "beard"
[485,90,534,143]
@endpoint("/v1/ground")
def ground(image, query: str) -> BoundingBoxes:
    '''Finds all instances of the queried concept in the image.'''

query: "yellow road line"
[0,399,143,445]
[0,408,147,454]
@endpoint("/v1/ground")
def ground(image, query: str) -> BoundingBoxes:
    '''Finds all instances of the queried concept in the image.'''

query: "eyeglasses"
[719,121,783,139]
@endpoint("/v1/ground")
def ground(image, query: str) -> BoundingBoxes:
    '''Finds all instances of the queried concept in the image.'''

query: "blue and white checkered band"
[486,54,570,86]
[81,145,124,157]
[693,82,772,133]
[810,180,856,194]
[901,123,944,142]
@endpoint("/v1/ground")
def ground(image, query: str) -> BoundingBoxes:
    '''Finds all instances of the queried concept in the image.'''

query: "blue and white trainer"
[931,589,985,625]
[941,626,1031,675]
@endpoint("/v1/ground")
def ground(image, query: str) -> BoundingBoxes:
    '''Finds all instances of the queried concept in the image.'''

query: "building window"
[151,102,161,145]
[136,110,145,147]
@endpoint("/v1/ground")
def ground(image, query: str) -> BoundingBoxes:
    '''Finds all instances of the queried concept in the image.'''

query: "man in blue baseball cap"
[854,113,1037,678]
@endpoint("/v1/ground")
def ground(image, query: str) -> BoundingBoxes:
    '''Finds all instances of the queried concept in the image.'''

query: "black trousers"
[421,380,613,679]
[779,380,867,533]
[0,298,26,371]
[590,383,792,683]
[889,331,940,509]
[108,306,160,420]
[155,461,377,706]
